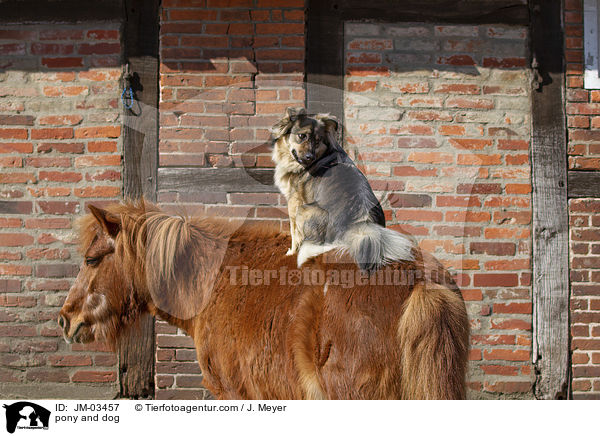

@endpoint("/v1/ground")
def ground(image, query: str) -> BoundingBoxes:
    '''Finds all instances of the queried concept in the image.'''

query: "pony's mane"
[77,199,286,320]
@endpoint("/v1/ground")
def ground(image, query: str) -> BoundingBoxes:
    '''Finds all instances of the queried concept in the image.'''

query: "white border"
[584,0,600,88]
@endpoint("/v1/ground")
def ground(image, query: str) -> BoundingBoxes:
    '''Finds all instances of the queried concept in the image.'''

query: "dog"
[270,107,414,271]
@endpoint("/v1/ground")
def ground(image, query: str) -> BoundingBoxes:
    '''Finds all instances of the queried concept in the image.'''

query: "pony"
[59,200,469,399]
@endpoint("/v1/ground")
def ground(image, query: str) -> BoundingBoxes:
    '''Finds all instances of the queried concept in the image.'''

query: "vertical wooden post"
[119,0,160,399]
[530,0,570,399]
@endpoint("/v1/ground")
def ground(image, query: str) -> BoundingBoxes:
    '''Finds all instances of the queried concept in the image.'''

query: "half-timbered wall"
[0,22,122,398]
[565,0,600,400]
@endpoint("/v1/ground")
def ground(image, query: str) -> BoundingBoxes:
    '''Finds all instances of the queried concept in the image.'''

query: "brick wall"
[0,23,122,398]
[344,22,533,399]
[565,0,600,400]
[156,0,305,400]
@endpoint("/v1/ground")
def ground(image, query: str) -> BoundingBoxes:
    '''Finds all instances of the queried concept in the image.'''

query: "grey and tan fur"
[270,107,414,270]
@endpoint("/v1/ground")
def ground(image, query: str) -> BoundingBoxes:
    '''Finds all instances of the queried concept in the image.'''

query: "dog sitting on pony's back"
[270,107,414,270]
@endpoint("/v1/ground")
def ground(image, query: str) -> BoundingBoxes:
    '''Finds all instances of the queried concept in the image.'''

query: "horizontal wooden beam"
[158,168,278,193]
[336,0,529,24]
[568,171,600,198]
[0,0,122,23]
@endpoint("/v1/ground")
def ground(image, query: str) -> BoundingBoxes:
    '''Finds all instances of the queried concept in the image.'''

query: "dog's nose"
[303,152,315,162]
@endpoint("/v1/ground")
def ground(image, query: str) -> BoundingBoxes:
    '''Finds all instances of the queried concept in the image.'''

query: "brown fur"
[59,200,469,399]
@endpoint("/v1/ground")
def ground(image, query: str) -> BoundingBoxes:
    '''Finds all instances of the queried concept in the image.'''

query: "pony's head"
[58,203,148,348]
[59,200,223,348]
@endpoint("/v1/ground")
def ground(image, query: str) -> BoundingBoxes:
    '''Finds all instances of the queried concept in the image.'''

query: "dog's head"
[270,107,339,170]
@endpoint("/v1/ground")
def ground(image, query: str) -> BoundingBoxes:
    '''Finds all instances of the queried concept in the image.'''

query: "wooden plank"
[337,0,529,24]
[0,0,122,23]
[119,0,159,400]
[158,168,278,193]
[306,1,344,121]
[568,171,600,198]
[530,0,570,399]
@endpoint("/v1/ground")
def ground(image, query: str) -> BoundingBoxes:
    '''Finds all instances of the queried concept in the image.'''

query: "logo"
[2,402,50,434]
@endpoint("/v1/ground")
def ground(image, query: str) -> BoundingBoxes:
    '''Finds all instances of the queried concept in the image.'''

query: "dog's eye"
[297,133,307,141]
[85,256,101,267]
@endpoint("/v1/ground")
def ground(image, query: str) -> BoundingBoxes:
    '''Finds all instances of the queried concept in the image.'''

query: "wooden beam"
[0,0,122,23]
[568,171,600,198]
[306,1,344,121]
[119,0,159,400]
[336,0,529,24]
[158,168,278,193]
[530,0,570,399]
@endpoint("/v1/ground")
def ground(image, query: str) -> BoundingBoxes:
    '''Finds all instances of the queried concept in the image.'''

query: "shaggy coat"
[59,200,469,400]
[271,108,414,271]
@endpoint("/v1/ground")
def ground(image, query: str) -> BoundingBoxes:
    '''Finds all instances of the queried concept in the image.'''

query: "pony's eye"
[297,133,307,141]
[85,256,100,267]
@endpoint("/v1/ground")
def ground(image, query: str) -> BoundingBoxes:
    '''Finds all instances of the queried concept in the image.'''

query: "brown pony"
[59,200,469,399]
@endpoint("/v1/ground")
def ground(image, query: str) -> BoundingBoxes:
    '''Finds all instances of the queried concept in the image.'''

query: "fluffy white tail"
[342,222,414,271]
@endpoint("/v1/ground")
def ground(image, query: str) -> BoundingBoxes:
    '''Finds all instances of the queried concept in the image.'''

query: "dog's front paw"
[286,248,296,256]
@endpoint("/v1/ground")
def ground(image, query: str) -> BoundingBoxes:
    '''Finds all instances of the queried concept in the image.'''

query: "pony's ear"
[270,107,306,140]
[315,113,339,134]
[88,205,120,238]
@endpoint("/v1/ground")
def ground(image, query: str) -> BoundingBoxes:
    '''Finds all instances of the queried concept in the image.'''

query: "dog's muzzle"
[292,149,316,166]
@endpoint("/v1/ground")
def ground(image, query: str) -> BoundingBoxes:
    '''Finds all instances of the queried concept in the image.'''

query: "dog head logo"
[3,402,50,434]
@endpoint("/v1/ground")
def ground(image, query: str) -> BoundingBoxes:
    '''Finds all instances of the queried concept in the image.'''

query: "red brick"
[25,157,71,168]
[437,55,476,66]
[457,183,502,194]
[0,172,35,183]
[388,194,432,208]
[0,142,33,153]
[473,273,519,287]
[256,23,304,34]
[31,128,74,140]
[27,369,70,383]
[483,349,530,361]
[0,128,27,139]
[0,115,34,126]
[37,201,79,215]
[493,303,532,314]
[347,81,377,92]
[25,218,70,229]
[37,142,84,154]
[445,211,491,223]
[482,57,527,68]
[484,381,531,393]
[72,370,117,383]
[78,43,120,55]
[49,355,93,367]
[74,155,121,167]
[38,171,82,183]
[74,126,121,138]
[38,115,83,126]
[74,186,121,198]
[446,97,494,109]
[0,233,34,247]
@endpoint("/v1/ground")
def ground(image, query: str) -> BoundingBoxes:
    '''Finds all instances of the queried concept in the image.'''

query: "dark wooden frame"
[306,0,570,399]
[119,0,160,399]
[568,171,600,197]
[529,0,570,400]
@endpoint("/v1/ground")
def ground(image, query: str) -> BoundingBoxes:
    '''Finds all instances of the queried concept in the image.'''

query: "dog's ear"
[315,113,339,135]
[270,107,306,140]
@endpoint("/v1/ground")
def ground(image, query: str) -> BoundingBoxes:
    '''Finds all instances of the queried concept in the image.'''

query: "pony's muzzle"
[58,313,90,344]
